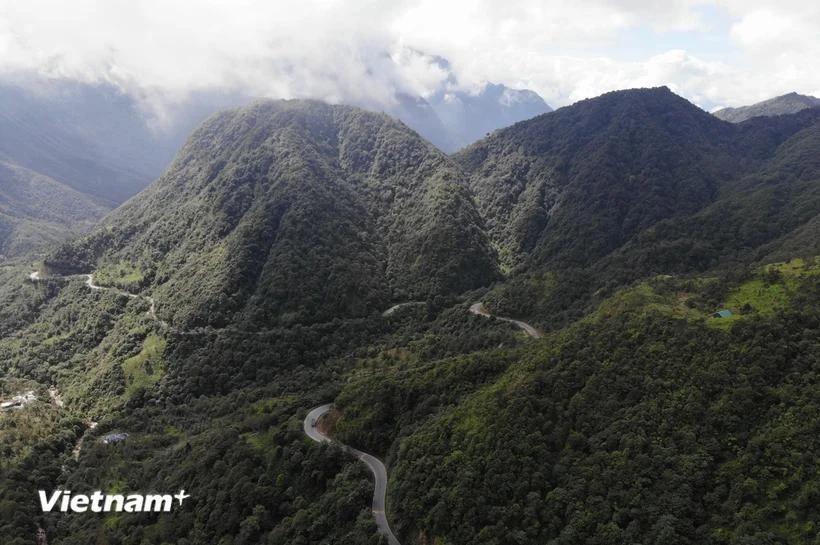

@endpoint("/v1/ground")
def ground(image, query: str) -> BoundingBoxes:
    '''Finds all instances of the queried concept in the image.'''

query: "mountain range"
[393,82,552,152]
[0,160,107,257]
[386,53,552,151]
[2,84,820,545]
[40,85,820,335]
[713,91,820,123]
[46,100,499,328]
[0,69,549,258]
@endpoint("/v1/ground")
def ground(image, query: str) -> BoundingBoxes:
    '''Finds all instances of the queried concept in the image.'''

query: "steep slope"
[5,87,820,545]
[48,99,499,327]
[456,87,741,270]
[455,88,820,324]
[714,92,820,123]
[0,160,107,257]
[607,113,820,276]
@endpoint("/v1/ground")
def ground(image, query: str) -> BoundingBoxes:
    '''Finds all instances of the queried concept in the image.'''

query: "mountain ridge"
[47,99,500,328]
[0,160,107,257]
[713,91,820,123]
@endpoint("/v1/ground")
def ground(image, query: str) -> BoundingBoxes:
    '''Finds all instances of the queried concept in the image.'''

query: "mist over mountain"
[0,54,549,229]
[713,92,820,123]
[427,83,552,150]
[0,160,106,257]
[2,3,820,545]
[0,77,246,205]
[383,52,552,152]
[387,82,552,153]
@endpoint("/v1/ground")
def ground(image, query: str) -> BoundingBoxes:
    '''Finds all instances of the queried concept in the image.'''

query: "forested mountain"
[2,86,820,545]
[0,72,546,262]
[455,87,820,323]
[46,99,499,328]
[713,92,820,123]
[457,87,737,270]
[337,259,820,545]
[0,160,106,257]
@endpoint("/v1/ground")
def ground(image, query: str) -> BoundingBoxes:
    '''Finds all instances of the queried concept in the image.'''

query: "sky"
[0,0,818,113]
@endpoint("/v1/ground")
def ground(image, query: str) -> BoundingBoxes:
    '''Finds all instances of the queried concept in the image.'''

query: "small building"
[712,309,733,318]
[102,432,129,445]
[1,391,37,410]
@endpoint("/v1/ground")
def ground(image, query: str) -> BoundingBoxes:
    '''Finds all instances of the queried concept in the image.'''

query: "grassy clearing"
[122,334,166,396]
[708,257,820,329]
[95,260,146,291]
[588,257,819,331]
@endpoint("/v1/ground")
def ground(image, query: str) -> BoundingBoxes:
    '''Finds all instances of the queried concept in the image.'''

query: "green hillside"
[0,160,107,257]
[2,89,820,545]
[46,100,499,328]
[457,88,820,327]
[334,258,820,545]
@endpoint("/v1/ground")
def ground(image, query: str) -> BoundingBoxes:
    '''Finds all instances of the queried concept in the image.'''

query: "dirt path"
[72,421,98,461]
[48,387,64,408]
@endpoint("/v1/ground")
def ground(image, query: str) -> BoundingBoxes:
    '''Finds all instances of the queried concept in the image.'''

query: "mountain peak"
[714,92,820,123]
[455,86,734,269]
[56,100,499,328]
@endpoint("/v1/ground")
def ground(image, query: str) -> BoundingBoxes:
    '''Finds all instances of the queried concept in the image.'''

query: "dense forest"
[1,90,819,544]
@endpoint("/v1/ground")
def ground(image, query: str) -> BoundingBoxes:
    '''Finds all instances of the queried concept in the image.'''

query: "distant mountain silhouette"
[714,92,820,123]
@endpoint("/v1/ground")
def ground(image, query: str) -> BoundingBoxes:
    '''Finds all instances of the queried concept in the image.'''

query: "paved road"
[31,271,165,326]
[469,302,543,338]
[381,301,424,317]
[303,404,400,545]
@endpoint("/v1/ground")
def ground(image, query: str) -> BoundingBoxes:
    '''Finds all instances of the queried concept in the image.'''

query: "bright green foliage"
[342,268,820,545]
[94,260,147,292]
[121,334,165,396]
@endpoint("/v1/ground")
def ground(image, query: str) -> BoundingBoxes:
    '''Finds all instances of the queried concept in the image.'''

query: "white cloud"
[0,0,818,114]
[730,9,794,48]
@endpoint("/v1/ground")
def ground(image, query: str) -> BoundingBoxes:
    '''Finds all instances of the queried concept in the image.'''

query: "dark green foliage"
[457,89,820,327]
[52,100,499,328]
[355,275,820,545]
[4,88,820,545]
[457,87,739,270]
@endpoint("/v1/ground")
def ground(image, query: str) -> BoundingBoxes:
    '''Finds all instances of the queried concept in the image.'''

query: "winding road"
[469,302,543,338]
[32,270,539,541]
[30,271,166,326]
[303,304,541,542]
[304,404,400,545]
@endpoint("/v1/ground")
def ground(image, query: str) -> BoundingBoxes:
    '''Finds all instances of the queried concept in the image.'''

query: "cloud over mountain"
[1,1,818,114]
